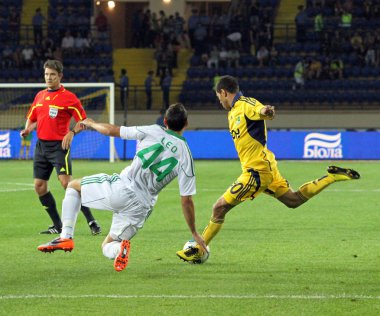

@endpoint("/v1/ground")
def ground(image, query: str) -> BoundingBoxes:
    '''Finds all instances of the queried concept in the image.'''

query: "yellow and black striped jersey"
[228,92,276,172]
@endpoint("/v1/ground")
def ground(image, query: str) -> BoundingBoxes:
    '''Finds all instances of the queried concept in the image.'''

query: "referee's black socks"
[80,205,95,224]
[39,191,62,229]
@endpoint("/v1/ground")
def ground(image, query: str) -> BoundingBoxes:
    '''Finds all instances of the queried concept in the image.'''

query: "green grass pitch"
[0,160,379,315]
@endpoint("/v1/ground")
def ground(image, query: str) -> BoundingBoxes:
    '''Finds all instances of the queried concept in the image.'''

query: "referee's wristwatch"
[71,129,77,136]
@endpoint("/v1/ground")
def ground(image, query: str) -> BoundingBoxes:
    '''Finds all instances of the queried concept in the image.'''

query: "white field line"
[0,294,379,300]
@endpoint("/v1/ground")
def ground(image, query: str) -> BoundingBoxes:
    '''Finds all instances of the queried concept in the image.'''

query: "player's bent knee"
[277,192,305,209]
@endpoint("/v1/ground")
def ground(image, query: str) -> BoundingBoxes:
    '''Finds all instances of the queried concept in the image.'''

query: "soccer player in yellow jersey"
[176,75,360,263]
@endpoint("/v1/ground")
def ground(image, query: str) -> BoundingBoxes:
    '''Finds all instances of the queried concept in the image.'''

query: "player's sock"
[102,241,121,259]
[39,191,62,229]
[202,217,224,245]
[80,205,95,223]
[298,175,335,200]
[61,188,81,239]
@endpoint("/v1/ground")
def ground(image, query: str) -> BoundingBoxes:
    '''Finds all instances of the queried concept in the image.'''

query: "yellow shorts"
[223,165,290,206]
[21,139,31,147]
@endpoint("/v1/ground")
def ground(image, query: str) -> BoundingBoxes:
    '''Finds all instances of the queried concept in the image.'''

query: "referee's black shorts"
[34,139,72,180]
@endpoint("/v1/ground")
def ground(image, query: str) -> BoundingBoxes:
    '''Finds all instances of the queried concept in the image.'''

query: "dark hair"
[44,60,63,73]
[121,69,127,75]
[165,103,188,131]
[215,75,239,94]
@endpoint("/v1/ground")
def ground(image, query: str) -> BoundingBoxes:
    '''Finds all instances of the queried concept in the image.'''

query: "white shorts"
[81,173,152,241]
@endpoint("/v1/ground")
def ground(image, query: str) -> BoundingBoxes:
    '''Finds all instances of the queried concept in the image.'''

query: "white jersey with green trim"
[119,124,196,207]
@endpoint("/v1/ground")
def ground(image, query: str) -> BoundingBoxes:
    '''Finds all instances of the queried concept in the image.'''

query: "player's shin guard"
[202,217,224,245]
[298,175,335,200]
[39,191,62,229]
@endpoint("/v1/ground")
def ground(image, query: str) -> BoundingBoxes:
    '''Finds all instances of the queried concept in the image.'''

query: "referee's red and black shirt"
[27,85,87,141]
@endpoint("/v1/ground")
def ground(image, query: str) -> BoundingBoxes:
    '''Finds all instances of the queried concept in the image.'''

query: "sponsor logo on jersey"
[0,131,11,158]
[235,116,241,125]
[49,106,58,118]
[303,133,343,159]
[45,96,51,100]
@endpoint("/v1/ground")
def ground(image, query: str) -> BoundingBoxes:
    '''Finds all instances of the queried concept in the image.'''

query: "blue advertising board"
[1,129,378,160]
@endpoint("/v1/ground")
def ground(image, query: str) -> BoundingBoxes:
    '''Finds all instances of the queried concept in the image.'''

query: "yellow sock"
[298,175,335,200]
[202,217,224,245]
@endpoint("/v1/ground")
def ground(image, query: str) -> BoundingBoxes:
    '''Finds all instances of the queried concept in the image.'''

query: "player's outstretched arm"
[81,118,121,137]
[181,196,208,253]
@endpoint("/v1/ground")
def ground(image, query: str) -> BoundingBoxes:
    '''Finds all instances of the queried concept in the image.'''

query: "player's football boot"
[176,244,203,263]
[89,220,102,235]
[114,240,131,272]
[40,225,62,234]
[327,166,360,181]
[37,237,74,253]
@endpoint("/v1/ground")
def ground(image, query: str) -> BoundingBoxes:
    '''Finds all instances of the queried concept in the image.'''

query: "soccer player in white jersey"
[37,103,207,272]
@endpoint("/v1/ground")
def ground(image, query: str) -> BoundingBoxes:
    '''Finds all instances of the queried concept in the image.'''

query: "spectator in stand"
[350,32,363,53]
[340,9,352,28]
[32,8,45,45]
[219,46,228,68]
[269,45,279,66]
[307,58,323,79]
[61,30,74,56]
[173,12,185,36]
[83,33,94,54]
[1,45,14,68]
[295,5,308,43]
[363,0,372,20]
[364,32,377,66]
[54,8,67,42]
[249,1,260,27]
[145,70,155,110]
[227,47,240,68]
[161,70,172,109]
[13,46,23,68]
[256,45,269,67]
[207,46,220,69]
[293,59,307,90]
[329,57,344,79]
[119,69,129,110]
[187,8,200,47]
[42,38,55,60]
[33,45,44,69]
[328,30,343,55]
[155,108,166,127]
[193,23,208,55]
[177,30,191,49]
[74,32,86,54]
[77,5,90,36]
[21,45,34,68]
[226,32,242,50]
[314,8,324,42]
[131,9,143,48]
[95,10,108,39]
[9,8,20,41]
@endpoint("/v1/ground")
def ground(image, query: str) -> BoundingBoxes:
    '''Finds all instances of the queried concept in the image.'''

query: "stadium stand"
[0,0,113,83]
[179,0,380,109]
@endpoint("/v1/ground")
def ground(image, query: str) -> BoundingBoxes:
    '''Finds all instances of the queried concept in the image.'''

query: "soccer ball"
[183,240,210,264]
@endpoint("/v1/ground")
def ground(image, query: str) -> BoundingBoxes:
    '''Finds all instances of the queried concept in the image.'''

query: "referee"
[20,59,101,235]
